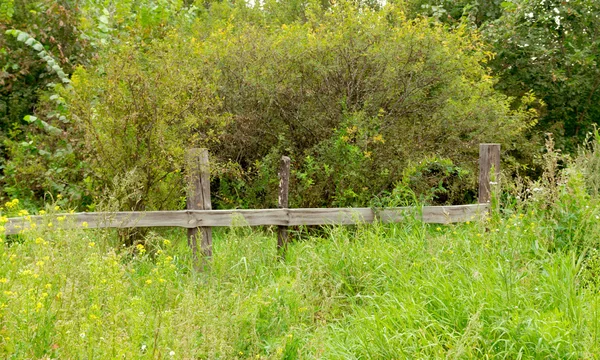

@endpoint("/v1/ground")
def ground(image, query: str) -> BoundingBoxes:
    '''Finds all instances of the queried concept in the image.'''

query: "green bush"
[200,2,537,208]
[65,40,229,211]
[5,1,539,210]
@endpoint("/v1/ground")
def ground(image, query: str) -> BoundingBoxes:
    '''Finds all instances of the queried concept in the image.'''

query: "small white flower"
[141,344,147,351]
[80,332,86,339]
[553,7,560,14]
[526,12,534,18]
[170,351,176,356]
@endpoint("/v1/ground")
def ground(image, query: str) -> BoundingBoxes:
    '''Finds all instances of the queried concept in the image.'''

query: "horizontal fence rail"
[1,143,500,268]
[3,204,489,235]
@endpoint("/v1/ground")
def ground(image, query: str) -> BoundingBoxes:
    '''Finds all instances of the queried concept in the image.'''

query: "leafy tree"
[485,0,600,149]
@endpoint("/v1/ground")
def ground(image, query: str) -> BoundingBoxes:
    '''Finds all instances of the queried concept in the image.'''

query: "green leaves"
[5,29,71,86]
[23,115,63,136]
[0,0,14,21]
[486,0,600,149]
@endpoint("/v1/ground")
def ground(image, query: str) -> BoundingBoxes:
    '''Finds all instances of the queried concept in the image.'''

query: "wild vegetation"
[2,0,600,358]
[1,134,600,358]
[4,0,598,210]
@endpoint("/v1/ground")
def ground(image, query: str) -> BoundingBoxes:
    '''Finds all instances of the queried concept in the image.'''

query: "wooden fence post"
[186,148,213,262]
[278,156,291,254]
[478,144,501,204]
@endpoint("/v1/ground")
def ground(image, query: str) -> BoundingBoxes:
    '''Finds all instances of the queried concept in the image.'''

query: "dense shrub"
[199,3,537,207]
[64,41,228,211]
[5,2,538,210]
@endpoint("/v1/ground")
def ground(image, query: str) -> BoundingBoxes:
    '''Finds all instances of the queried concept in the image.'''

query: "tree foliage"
[485,0,600,149]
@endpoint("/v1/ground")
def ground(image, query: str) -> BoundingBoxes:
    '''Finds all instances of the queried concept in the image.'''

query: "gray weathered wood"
[186,148,213,259]
[3,204,489,235]
[478,144,501,204]
[277,156,291,252]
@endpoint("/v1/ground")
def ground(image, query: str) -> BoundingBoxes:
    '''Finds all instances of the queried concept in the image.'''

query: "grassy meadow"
[1,192,600,359]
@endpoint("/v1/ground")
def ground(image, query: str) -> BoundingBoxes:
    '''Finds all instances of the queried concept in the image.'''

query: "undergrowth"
[0,206,599,358]
[1,133,600,358]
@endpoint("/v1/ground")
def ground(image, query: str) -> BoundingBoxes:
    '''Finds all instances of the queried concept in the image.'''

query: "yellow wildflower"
[35,237,44,244]
[88,242,95,248]
[0,278,7,284]
[54,206,60,211]
[47,223,53,228]
[145,279,152,285]
[136,244,146,254]
[81,221,89,228]
[39,210,46,215]
[163,239,171,246]
[372,134,386,143]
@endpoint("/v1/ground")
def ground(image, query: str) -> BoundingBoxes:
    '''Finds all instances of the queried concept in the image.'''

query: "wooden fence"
[3,144,501,259]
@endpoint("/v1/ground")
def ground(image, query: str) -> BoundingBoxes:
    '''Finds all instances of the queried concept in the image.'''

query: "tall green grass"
[0,206,599,358]
[3,134,600,358]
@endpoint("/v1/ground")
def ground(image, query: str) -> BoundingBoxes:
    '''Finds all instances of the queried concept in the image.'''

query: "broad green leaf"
[23,115,38,123]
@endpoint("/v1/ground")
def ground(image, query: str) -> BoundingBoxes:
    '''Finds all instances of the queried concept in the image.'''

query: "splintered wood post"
[478,144,501,204]
[277,156,291,254]
[186,148,213,262]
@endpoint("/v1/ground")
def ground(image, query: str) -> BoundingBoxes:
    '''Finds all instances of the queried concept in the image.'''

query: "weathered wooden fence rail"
[3,143,501,261]
[3,204,489,235]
